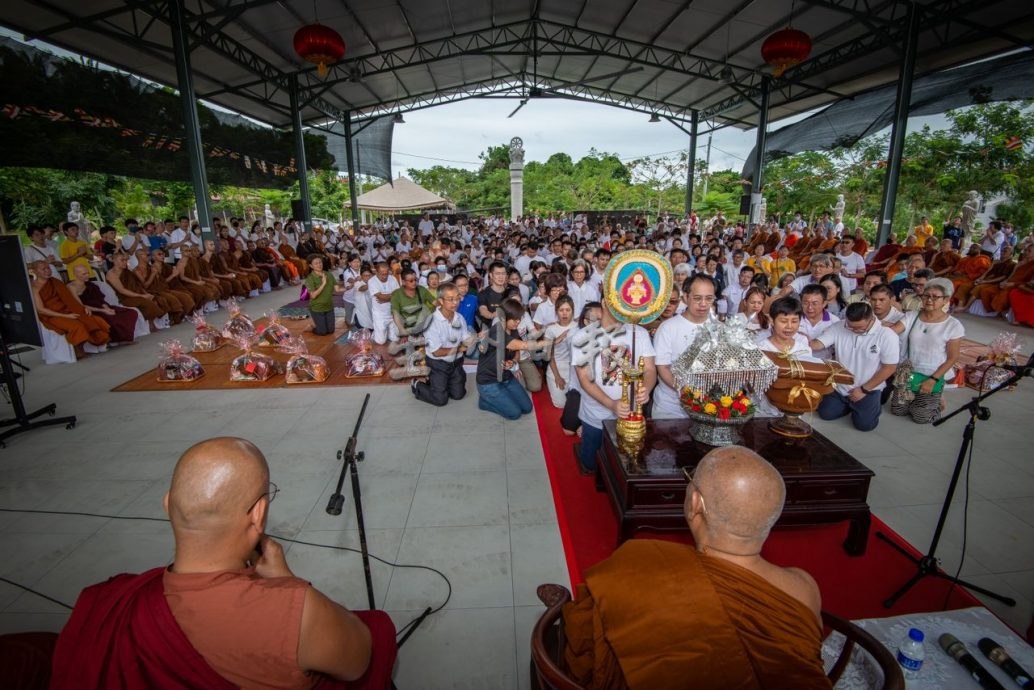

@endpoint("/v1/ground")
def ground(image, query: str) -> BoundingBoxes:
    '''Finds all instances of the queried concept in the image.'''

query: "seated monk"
[67,264,140,344]
[178,245,222,311]
[746,227,769,254]
[106,252,168,330]
[221,239,262,294]
[236,243,271,289]
[1009,277,1034,327]
[265,239,301,284]
[865,233,903,271]
[929,238,961,276]
[975,243,1034,314]
[961,251,1016,311]
[851,227,868,257]
[947,244,993,305]
[251,238,284,288]
[29,261,110,358]
[206,239,250,299]
[763,227,782,254]
[561,446,830,689]
[50,437,397,689]
[166,248,215,311]
[145,249,195,324]
[278,233,309,277]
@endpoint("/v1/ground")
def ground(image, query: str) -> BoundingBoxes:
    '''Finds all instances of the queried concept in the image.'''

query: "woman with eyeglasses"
[889,277,964,423]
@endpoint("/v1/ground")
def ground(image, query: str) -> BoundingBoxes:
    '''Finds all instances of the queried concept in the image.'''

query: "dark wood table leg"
[844,509,871,556]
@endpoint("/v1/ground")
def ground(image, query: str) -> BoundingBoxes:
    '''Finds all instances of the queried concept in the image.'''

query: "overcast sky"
[389,97,758,177]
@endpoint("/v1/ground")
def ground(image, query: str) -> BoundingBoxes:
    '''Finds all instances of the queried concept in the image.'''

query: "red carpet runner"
[530,390,980,621]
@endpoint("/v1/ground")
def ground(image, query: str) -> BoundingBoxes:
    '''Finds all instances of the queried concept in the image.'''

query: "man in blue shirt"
[453,273,479,330]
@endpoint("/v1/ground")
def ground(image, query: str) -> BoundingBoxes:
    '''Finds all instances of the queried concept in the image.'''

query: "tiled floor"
[0,288,1031,688]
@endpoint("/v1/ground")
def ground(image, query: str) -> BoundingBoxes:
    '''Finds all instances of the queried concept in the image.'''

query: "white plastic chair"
[39,325,76,365]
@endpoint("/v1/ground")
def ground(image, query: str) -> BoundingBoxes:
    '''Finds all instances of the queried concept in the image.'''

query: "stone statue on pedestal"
[509,137,525,220]
[264,203,275,228]
[758,196,767,224]
[834,194,845,221]
[67,201,83,225]
[961,190,981,242]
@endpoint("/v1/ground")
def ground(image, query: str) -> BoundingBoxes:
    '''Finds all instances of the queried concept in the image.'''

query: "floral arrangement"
[679,386,755,420]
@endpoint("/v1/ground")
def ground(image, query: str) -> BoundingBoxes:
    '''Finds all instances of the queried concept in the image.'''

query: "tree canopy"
[1,102,1030,241]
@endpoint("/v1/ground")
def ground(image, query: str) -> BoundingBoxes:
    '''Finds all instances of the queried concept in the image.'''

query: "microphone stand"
[876,352,1033,609]
[326,393,375,610]
[325,393,432,649]
[0,330,76,448]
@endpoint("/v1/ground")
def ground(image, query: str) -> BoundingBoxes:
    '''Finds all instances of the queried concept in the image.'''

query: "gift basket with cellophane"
[189,311,223,352]
[280,336,330,383]
[221,298,255,341]
[229,333,280,382]
[157,339,205,382]
[258,310,291,347]
[345,329,384,378]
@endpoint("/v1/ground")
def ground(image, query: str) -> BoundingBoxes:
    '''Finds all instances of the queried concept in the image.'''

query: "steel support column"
[344,113,360,231]
[750,78,771,225]
[685,110,698,216]
[289,73,312,233]
[168,0,213,240]
[876,3,920,248]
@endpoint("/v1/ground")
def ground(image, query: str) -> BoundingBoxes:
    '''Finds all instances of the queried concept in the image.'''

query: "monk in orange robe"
[220,239,262,293]
[562,447,830,689]
[948,244,994,305]
[30,261,110,357]
[976,244,1034,314]
[851,228,869,257]
[1009,280,1034,327]
[929,239,961,276]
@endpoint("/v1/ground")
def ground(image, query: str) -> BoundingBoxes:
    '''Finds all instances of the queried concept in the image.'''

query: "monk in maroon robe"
[51,438,397,690]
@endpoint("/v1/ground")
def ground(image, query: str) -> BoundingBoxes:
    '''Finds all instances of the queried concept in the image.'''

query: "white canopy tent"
[355,177,452,213]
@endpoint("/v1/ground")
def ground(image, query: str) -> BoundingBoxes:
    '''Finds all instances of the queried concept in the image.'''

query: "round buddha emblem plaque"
[602,249,673,325]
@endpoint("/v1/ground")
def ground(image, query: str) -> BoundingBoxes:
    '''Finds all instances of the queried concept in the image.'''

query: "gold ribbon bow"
[777,347,806,379]
[824,360,850,388]
[788,383,822,409]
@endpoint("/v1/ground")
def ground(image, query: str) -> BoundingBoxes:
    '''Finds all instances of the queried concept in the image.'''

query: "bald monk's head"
[686,446,785,546]
[164,437,270,549]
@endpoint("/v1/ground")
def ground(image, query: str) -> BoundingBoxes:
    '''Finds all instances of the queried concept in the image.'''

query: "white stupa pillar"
[508,137,525,221]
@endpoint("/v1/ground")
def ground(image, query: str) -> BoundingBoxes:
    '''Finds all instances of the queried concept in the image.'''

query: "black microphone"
[939,634,1006,690]
[979,638,1032,688]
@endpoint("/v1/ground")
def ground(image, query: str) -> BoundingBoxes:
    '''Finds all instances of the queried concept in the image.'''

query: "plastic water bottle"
[896,628,925,679]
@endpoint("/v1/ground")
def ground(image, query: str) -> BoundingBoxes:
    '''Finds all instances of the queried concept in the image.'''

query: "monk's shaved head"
[692,446,785,542]
[167,437,269,533]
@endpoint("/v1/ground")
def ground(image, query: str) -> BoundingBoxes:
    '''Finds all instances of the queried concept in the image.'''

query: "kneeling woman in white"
[545,295,576,408]
[755,296,821,417]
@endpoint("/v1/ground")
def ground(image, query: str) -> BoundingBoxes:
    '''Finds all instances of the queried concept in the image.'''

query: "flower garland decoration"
[680,386,755,420]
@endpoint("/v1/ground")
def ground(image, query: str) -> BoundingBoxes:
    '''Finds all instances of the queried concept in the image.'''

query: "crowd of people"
[307,211,1030,457]
[17,207,1032,689]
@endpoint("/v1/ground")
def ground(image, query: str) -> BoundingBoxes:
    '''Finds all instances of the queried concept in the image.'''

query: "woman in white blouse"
[545,295,576,408]
[889,277,964,423]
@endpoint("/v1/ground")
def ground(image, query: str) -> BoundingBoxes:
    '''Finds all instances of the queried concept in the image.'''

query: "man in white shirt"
[809,302,898,431]
[367,262,400,344]
[722,265,755,319]
[652,274,715,419]
[723,249,747,289]
[23,225,64,270]
[980,220,1007,259]
[836,238,867,293]
[417,213,435,239]
[413,283,475,406]
[798,284,840,360]
[167,216,195,261]
[587,249,611,291]
[573,293,656,473]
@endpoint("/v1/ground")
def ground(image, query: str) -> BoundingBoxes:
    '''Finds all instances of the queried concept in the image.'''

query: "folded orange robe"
[562,540,830,689]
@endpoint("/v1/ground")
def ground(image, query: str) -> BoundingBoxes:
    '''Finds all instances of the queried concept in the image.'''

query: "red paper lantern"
[294,24,346,78]
[761,28,812,77]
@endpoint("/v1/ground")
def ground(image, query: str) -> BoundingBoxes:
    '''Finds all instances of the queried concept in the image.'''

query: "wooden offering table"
[596,419,875,555]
